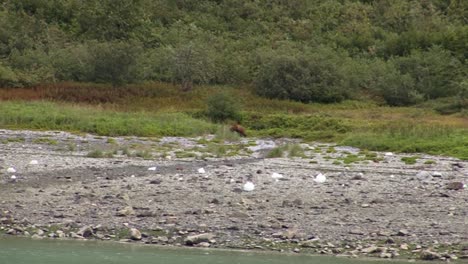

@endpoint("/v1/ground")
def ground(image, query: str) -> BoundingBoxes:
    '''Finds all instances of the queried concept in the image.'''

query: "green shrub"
[206,92,241,123]
[255,50,348,103]
[87,149,104,158]
[401,156,419,165]
[266,147,284,158]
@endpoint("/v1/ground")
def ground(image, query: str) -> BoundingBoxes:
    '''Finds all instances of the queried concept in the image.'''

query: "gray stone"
[77,225,94,238]
[185,233,215,245]
[361,246,381,254]
[130,228,142,240]
[397,229,409,236]
[116,206,135,216]
[420,250,442,260]
[198,242,210,247]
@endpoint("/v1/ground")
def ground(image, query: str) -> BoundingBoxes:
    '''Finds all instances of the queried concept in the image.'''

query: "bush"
[0,63,19,87]
[392,46,464,100]
[255,50,348,103]
[87,41,143,86]
[206,92,241,123]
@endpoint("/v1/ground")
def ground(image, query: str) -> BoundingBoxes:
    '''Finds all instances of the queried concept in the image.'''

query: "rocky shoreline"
[0,129,467,262]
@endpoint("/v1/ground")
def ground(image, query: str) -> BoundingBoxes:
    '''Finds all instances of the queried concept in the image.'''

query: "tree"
[169,42,215,91]
[87,41,143,86]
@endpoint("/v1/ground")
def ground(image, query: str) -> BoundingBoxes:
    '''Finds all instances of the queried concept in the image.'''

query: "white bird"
[148,167,157,171]
[10,175,17,181]
[384,152,394,156]
[271,172,284,179]
[7,168,16,173]
[198,168,206,174]
[314,173,326,183]
[243,181,255,192]
[29,160,39,165]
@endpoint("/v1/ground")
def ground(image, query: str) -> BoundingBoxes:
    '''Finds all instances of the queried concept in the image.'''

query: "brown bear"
[230,123,247,137]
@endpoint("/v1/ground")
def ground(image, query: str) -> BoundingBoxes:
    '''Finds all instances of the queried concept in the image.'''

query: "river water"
[0,237,419,264]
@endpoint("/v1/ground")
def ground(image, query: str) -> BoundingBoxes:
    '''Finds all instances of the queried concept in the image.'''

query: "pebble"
[130,228,142,240]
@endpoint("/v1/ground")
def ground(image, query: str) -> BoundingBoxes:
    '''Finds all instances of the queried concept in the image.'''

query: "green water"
[0,237,418,264]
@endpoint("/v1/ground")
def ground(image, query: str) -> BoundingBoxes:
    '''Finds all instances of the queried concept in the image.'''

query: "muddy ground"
[0,129,467,261]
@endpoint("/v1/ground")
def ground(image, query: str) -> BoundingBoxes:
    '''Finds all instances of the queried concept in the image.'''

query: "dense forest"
[0,0,466,107]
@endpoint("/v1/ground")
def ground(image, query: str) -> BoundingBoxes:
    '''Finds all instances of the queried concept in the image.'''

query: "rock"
[397,229,409,236]
[271,172,284,179]
[313,173,326,183]
[243,181,255,192]
[293,248,300,253]
[282,228,299,240]
[292,199,303,206]
[149,179,162,185]
[56,230,66,238]
[380,253,393,258]
[446,182,464,190]
[416,171,431,180]
[0,217,14,225]
[130,228,142,240]
[400,244,409,250]
[116,206,135,216]
[157,236,169,243]
[349,229,365,235]
[185,233,215,246]
[77,225,94,238]
[36,229,45,236]
[198,242,210,247]
[420,250,442,260]
[69,232,84,239]
[361,246,381,254]
[351,174,364,180]
[31,234,42,239]
[6,229,16,235]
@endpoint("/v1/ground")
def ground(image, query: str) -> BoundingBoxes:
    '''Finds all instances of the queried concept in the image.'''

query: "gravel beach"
[0,129,467,261]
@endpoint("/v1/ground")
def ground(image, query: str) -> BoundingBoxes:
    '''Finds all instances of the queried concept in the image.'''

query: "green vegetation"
[0,0,466,109]
[266,143,306,158]
[401,156,419,165]
[32,137,58,145]
[206,92,241,123]
[0,101,217,137]
[0,1,467,160]
[86,149,105,158]
[338,151,384,164]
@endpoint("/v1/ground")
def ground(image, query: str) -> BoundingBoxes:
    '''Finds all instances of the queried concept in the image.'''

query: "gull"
[29,160,39,165]
[198,168,206,174]
[148,167,157,171]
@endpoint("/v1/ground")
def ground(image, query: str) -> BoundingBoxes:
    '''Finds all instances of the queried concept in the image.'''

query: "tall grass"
[342,124,468,160]
[0,101,217,137]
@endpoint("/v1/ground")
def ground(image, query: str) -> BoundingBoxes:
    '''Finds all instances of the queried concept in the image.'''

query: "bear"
[230,123,247,137]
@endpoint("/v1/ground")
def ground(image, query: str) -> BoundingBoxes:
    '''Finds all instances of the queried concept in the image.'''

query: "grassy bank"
[0,83,467,160]
[0,101,217,137]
